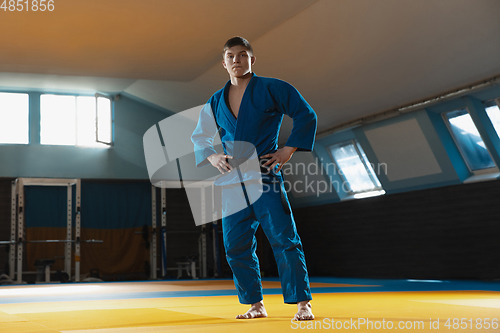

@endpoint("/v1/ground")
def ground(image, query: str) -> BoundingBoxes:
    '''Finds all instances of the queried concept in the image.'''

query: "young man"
[191,37,316,321]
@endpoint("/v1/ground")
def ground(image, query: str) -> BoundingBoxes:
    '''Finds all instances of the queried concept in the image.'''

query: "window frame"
[328,139,385,197]
[483,98,500,140]
[40,92,113,148]
[95,93,113,146]
[442,107,499,176]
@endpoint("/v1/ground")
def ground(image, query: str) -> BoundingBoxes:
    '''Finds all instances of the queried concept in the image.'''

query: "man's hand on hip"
[207,153,233,174]
[260,146,297,173]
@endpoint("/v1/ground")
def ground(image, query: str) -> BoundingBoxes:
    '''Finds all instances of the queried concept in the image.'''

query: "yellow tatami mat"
[1,278,499,332]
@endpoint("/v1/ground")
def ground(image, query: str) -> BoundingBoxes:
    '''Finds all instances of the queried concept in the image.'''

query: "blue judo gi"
[191,72,317,304]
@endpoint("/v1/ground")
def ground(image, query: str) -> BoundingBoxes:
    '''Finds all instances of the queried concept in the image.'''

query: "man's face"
[222,45,255,78]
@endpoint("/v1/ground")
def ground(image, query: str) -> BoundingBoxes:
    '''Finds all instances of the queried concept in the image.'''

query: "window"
[40,94,112,147]
[0,92,29,144]
[444,109,496,172]
[329,140,385,199]
[96,95,112,144]
[485,101,500,139]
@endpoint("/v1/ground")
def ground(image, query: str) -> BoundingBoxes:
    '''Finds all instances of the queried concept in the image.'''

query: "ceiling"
[1,0,500,139]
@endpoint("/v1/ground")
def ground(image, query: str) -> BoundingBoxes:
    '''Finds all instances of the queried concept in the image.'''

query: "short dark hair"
[223,36,253,57]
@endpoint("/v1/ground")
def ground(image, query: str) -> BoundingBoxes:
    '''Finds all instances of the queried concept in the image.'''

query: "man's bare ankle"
[253,300,264,307]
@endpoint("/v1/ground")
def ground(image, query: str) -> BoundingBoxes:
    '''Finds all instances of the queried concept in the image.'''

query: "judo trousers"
[221,181,312,304]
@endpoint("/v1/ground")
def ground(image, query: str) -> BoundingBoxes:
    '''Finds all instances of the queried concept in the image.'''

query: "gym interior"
[1,1,500,332]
